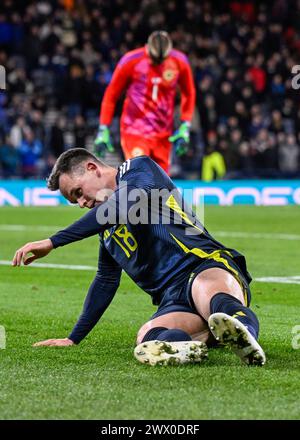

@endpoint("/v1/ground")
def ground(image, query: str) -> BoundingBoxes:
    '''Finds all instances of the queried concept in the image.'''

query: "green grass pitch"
[0,205,299,420]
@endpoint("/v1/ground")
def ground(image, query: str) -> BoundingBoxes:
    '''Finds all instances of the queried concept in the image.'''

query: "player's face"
[59,162,114,209]
[149,52,165,65]
[147,32,172,64]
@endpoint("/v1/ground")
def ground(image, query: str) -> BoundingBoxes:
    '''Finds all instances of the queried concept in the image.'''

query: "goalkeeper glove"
[169,122,191,156]
[94,125,114,158]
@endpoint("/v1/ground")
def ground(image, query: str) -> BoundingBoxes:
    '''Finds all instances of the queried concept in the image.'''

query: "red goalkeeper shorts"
[121,134,172,174]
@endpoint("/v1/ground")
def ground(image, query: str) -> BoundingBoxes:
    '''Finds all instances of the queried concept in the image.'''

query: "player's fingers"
[33,338,74,347]
[18,250,26,266]
[24,255,36,266]
[32,340,46,346]
[33,339,55,347]
[52,341,73,347]
[34,340,71,347]
[12,248,23,266]
[13,242,36,266]
[12,251,19,266]
[13,244,29,266]
[15,250,23,266]
[20,244,35,265]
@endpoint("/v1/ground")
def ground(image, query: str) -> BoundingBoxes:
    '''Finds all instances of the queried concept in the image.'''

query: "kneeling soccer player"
[12,149,266,366]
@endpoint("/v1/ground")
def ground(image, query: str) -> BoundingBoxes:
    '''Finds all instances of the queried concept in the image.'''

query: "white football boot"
[208,312,266,366]
[134,340,208,366]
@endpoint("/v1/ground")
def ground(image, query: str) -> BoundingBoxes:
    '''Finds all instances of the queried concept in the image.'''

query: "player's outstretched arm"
[33,338,74,347]
[12,239,53,266]
[30,243,121,347]
[31,265,120,348]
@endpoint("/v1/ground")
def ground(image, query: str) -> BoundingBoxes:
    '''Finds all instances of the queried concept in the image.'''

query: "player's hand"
[94,125,114,158]
[33,338,74,347]
[169,121,191,156]
[12,238,53,266]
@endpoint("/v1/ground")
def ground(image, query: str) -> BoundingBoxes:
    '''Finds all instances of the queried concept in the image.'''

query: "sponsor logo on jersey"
[163,69,176,81]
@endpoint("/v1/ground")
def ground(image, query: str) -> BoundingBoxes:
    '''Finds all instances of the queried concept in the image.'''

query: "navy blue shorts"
[151,255,251,321]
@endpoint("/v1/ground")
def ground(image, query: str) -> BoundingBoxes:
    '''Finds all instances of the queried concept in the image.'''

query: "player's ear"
[86,161,98,173]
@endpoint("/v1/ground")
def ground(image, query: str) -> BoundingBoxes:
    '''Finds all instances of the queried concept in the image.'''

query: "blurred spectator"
[202,147,226,182]
[73,115,88,148]
[0,0,300,179]
[30,110,46,144]
[278,134,300,175]
[247,54,267,99]
[9,116,27,148]
[269,110,284,135]
[225,128,244,173]
[0,135,20,178]
[249,112,267,138]
[238,141,253,175]
[65,63,85,118]
[251,128,278,172]
[199,94,218,143]
[49,117,66,158]
[270,74,285,109]
[17,128,42,178]
[216,82,237,120]
[83,64,105,120]
[234,101,249,136]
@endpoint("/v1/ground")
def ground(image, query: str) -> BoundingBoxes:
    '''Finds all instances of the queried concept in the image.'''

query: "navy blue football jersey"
[49,156,250,343]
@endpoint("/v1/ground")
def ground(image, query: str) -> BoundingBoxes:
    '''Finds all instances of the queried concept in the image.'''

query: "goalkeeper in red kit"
[94,30,196,174]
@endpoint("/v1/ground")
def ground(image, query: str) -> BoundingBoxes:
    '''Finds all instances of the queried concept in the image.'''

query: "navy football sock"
[210,293,259,339]
[141,327,192,343]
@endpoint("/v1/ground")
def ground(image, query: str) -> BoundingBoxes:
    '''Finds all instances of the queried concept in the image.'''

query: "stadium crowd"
[0,0,300,180]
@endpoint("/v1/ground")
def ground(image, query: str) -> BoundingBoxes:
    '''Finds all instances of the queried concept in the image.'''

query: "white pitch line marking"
[0,260,300,284]
[0,224,300,241]
[0,260,96,271]
[213,231,300,241]
[255,276,300,285]
[0,224,63,231]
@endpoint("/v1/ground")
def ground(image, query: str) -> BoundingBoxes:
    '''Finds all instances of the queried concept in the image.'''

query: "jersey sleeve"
[118,157,158,192]
[49,158,160,249]
[49,204,110,248]
[99,56,133,126]
[68,241,122,344]
[178,58,196,122]
[49,184,147,248]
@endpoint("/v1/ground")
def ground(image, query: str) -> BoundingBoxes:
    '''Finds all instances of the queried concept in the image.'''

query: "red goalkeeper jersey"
[99,47,196,139]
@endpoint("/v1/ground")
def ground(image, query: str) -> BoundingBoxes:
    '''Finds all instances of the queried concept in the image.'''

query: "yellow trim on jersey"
[170,233,249,306]
[170,233,239,277]
[111,235,131,258]
[232,311,247,318]
[114,225,138,252]
[223,249,234,258]
[110,225,138,258]
[166,195,203,234]
[104,230,110,240]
